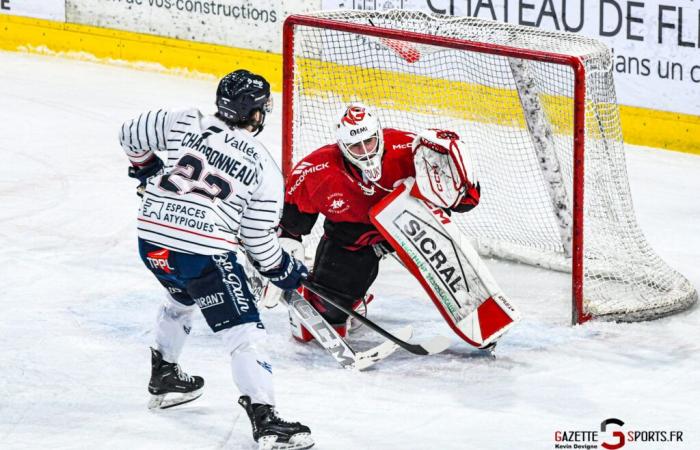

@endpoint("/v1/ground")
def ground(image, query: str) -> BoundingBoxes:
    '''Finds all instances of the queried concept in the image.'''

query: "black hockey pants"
[309,237,380,325]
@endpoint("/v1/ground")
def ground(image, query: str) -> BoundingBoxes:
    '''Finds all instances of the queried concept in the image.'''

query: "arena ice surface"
[0,51,698,449]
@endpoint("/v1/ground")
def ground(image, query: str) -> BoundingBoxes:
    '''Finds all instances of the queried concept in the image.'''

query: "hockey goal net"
[281,10,697,324]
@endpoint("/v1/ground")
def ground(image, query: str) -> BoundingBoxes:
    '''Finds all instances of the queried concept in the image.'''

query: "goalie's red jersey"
[285,128,416,228]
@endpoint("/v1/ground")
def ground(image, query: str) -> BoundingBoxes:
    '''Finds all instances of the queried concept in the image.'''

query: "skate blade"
[258,433,314,450]
[148,388,203,410]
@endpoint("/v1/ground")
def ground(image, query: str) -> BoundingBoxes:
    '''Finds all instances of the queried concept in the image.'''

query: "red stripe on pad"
[477,297,514,341]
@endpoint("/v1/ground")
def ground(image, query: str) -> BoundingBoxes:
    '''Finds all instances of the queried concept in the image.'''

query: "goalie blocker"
[370,178,521,348]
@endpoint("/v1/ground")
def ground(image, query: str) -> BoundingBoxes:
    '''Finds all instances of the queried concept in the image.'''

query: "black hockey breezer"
[238,395,314,450]
[147,348,204,409]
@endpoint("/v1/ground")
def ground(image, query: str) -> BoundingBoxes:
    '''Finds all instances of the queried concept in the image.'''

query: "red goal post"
[281,10,697,325]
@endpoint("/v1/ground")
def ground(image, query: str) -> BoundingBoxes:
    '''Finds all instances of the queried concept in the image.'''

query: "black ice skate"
[238,395,314,450]
[147,348,204,410]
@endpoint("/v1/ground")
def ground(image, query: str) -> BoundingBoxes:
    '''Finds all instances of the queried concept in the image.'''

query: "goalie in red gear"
[275,103,481,342]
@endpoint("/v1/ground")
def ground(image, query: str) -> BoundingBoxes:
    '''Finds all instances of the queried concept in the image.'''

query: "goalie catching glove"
[411,128,480,211]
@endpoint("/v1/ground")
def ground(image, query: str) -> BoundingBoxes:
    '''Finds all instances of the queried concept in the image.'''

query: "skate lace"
[268,409,296,426]
[173,365,194,383]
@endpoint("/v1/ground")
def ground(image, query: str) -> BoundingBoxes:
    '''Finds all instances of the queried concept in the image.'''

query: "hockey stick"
[301,280,451,356]
[282,289,411,370]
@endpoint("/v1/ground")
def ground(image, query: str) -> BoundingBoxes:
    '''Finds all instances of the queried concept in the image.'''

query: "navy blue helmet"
[216,69,271,131]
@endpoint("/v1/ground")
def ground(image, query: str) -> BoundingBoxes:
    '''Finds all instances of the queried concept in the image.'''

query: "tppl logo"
[146,248,175,273]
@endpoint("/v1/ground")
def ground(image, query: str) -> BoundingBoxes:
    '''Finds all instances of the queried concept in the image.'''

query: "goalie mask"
[335,103,384,182]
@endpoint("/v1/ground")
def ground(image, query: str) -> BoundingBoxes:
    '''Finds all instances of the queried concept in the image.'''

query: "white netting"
[285,10,697,322]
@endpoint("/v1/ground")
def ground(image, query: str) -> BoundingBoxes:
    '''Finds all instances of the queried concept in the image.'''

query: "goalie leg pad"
[289,287,347,342]
[370,178,521,348]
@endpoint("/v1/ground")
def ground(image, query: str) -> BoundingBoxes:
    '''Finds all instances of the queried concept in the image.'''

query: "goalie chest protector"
[285,128,416,225]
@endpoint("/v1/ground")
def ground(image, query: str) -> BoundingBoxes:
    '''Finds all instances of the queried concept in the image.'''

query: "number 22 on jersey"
[159,154,232,201]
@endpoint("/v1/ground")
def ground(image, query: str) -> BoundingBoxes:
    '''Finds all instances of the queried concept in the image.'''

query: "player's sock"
[147,348,204,409]
[239,396,314,450]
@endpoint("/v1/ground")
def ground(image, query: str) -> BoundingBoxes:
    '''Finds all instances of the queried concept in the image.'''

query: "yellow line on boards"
[1,14,697,154]
[620,105,699,155]
[0,14,283,90]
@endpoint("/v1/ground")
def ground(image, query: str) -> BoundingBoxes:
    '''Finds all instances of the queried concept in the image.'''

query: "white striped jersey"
[119,108,284,271]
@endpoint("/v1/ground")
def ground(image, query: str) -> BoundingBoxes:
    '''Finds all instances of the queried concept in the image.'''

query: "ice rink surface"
[0,51,698,449]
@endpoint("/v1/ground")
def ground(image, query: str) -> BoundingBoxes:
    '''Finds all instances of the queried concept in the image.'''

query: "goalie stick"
[301,280,451,356]
[282,289,412,370]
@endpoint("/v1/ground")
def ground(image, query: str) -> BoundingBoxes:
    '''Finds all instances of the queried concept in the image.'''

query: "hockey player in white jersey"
[120,69,314,450]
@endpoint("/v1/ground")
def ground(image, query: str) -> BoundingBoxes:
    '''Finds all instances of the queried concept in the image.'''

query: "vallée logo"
[553,418,684,449]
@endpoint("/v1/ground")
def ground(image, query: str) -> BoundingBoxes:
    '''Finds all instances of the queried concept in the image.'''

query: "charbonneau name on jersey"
[181,132,259,186]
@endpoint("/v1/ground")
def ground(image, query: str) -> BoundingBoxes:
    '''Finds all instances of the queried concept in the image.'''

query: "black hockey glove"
[259,251,309,291]
[128,157,164,195]
[450,182,481,213]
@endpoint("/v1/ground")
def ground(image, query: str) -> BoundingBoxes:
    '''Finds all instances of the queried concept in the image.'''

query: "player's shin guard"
[220,322,275,406]
[153,294,195,363]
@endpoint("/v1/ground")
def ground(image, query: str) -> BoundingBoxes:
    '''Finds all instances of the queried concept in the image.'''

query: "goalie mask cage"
[281,10,697,325]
